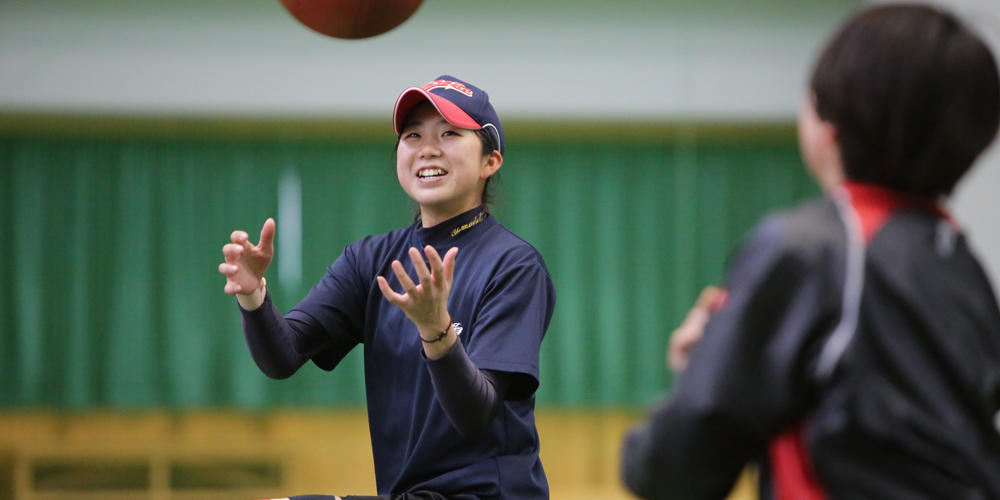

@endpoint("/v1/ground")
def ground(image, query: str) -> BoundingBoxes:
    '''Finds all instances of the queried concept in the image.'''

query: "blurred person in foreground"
[621,3,1000,499]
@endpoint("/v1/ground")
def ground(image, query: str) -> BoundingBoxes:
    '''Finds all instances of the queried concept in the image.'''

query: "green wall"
[0,126,817,409]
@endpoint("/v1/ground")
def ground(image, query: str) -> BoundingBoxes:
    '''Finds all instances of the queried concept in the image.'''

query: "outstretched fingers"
[423,246,458,289]
[222,243,244,264]
[218,259,243,294]
[218,262,237,276]
[229,217,275,258]
[408,247,432,288]
[230,229,249,245]
[223,280,243,295]
[219,219,277,299]
[694,286,719,309]
[258,218,276,256]
[376,275,406,306]
[424,246,444,286]
[442,247,458,283]
[391,259,418,294]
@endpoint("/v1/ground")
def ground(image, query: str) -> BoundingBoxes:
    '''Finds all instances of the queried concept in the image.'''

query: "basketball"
[278,0,424,39]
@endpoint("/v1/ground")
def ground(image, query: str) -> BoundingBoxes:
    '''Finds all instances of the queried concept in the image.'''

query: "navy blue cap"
[393,75,505,154]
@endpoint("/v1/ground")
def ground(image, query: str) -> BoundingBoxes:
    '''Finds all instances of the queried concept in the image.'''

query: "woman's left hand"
[377,245,459,358]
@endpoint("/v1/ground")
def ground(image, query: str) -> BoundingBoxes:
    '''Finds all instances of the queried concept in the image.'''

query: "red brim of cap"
[393,87,482,134]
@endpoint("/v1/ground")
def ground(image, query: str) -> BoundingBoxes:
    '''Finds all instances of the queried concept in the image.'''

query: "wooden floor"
[0,410,756,500]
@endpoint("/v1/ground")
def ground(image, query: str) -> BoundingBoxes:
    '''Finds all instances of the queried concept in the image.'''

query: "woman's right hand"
[219,218,276,308]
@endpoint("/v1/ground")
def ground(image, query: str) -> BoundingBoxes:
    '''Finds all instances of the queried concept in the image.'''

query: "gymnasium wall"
[0,127,816,409]
[0,0,857,119]
[3,0,998,283]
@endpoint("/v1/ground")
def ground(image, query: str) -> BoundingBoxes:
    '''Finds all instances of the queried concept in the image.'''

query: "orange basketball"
[279,0,425,39]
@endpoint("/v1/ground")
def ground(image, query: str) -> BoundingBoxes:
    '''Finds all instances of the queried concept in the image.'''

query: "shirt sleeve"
[240,292,307,379]
[425,340,512,437]
[286,244,366,370]
[239,290,322,379]
[620,216,841,499]
[465,248,556,401]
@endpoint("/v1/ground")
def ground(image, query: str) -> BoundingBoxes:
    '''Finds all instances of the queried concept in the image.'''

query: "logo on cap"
[422,80,474,97]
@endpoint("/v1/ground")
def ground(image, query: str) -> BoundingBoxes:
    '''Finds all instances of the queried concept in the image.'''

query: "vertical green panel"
[39,144,71,407]
[0,143,11,405]
[12,147,46,405]
[105,146,156,407]
[87,141,119,406]
[161,148,199,407]
[159,142,246,408]
[227,145,283,408]
[664,133,701,393]
[592,149,628,405]
[64,144,97,408]
[547,147,593,405]
[629,145,674,405]
[694,146,732,287]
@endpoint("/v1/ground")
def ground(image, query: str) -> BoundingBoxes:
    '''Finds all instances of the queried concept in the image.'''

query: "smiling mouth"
[417,168,447,179]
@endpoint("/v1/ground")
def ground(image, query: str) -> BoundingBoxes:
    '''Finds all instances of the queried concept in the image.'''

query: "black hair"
[809,3,1000,196]
[473,128,500,211]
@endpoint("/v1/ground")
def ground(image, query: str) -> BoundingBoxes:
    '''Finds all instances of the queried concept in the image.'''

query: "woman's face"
[396,102,501,226]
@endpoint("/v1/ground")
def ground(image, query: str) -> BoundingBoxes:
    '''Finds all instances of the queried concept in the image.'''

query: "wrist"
[420,317,452,344]
[236,277,267,311]
[421,319,457,361]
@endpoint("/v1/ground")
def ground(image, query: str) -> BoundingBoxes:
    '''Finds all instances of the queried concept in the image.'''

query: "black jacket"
[621,184,1000,500]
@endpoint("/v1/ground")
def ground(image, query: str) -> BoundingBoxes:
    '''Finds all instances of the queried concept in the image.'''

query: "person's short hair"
[473,128,500,209]
[809,3,1000,196]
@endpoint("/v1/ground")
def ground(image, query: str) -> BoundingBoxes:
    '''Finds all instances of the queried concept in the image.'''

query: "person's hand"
[219,218,275,309]
[377,245,458,359]
[667,286,728,373]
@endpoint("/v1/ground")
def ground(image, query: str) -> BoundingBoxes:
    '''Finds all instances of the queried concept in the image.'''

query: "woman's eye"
[442,130,458,137]
[405,132,420,139]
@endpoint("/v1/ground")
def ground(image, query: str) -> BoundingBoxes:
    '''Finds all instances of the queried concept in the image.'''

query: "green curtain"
[0,132,816,410]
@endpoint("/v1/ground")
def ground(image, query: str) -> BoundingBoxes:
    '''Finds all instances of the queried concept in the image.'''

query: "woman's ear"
[799,95,845,191]
[480,150,502,180]
[819,117,838,146]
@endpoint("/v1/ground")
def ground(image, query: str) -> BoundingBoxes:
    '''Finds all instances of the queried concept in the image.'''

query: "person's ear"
[819,118,838,147]
[799,94,845,191]
[480,150,502,179]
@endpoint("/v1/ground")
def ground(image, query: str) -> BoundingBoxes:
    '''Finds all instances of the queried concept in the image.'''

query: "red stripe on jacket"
[769,422,827,500]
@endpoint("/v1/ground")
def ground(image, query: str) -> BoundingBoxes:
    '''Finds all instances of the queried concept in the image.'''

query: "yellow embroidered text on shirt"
[450,212,487,237]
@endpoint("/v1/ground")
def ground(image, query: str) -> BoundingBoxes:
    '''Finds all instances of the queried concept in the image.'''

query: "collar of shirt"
[415,205,491,246]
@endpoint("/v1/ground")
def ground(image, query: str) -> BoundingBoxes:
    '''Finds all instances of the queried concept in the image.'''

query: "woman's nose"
[418,142,441,159]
